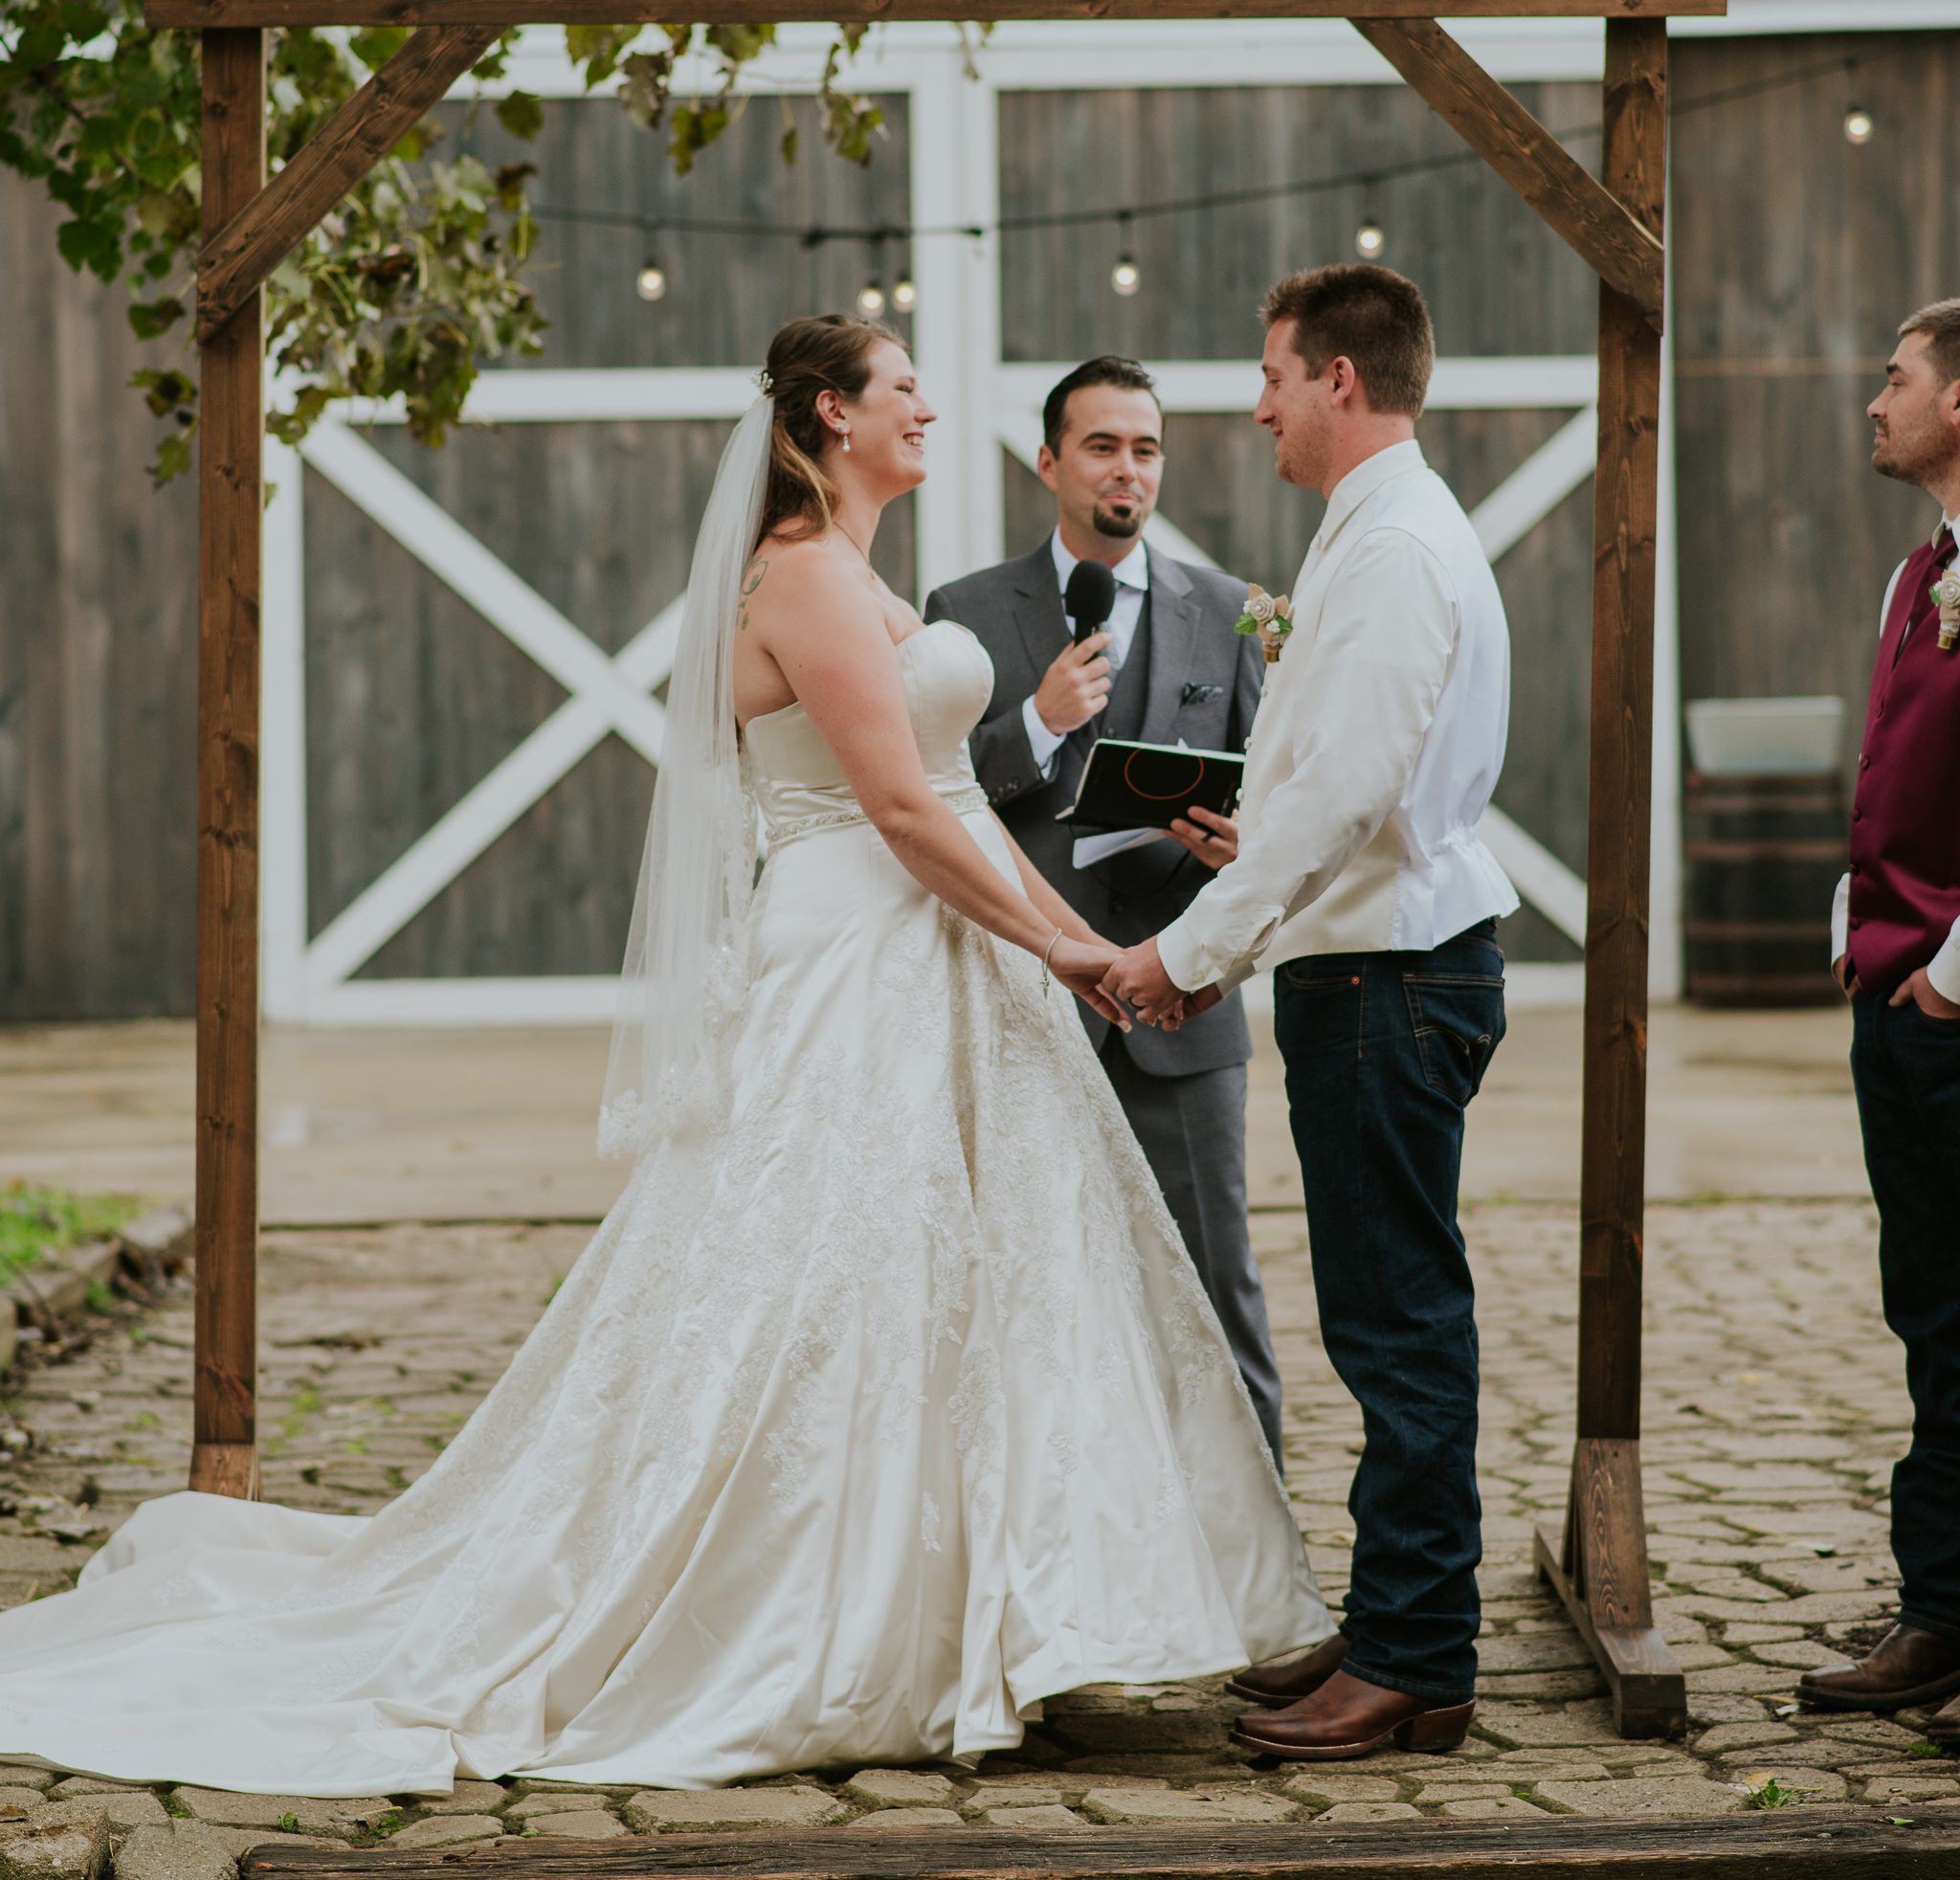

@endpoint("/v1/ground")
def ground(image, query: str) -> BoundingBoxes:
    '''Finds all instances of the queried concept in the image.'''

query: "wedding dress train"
[0,620,1329,1793]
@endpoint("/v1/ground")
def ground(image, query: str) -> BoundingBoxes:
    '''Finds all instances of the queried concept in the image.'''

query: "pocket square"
[1181,683,1226,705]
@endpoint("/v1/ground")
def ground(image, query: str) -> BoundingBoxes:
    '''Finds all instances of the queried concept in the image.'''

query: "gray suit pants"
[1098,1034,1284,1470]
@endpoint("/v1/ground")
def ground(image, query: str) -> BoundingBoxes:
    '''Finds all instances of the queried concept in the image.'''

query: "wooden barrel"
[1683,771,1845,1007]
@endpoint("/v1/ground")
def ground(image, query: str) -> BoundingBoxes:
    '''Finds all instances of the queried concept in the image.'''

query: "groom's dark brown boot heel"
[1230,1669,1475,1762]
[1226,1632,1348,1707]
[1392,1700,1476,1753]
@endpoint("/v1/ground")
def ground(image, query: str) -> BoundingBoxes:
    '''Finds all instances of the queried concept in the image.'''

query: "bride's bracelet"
[1039,927,1064,999]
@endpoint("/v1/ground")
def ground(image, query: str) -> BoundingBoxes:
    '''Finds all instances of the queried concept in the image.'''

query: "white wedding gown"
[0,620,1329,1794]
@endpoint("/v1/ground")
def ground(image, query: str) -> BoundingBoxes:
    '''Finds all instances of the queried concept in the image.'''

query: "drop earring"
[840,431,851,453]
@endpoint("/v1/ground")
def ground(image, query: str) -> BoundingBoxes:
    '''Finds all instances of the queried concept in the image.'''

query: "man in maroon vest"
[1799,299,1960,1733]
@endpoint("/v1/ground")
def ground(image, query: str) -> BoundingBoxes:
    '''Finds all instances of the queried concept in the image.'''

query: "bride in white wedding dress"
[0,315,1329,1795]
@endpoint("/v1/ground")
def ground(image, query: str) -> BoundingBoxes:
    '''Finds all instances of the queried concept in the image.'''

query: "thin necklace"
[834,520,875,570]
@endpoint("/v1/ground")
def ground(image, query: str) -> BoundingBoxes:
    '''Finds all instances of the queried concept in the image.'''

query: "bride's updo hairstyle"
[758,312,904,546]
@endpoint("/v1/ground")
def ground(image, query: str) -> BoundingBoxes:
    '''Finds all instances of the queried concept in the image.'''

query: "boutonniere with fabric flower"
[1931,566,1960,651]
[1235,584,1294,663]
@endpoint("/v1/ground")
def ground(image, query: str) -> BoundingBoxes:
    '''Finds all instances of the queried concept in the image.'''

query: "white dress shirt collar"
[1050,529,1150,594]
[1315,438,1430,554]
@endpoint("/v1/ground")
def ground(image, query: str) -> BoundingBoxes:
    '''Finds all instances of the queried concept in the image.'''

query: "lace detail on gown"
[0,620,1330,1794]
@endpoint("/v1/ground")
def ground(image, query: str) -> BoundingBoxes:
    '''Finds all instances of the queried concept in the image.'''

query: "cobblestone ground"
[0,1199,1941,1872]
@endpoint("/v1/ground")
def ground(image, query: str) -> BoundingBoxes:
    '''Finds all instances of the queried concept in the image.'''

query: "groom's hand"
[1102,937,1186,1027]
[1158,984,1224,1033]
[1166,805,1238,869]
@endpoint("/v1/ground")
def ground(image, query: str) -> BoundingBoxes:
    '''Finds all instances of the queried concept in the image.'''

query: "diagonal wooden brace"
[196,22,501,343]
[1349,16,1665,333]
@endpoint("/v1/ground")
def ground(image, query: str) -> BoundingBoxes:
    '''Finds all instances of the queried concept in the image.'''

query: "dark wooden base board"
[238,1812,1960,1880]
[1534,1524,1688,1739]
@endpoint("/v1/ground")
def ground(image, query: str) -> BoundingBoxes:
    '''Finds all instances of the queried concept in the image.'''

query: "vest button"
[1853,809,1862,821]
[1109,899,1126,915]
[1851,916,1862,929]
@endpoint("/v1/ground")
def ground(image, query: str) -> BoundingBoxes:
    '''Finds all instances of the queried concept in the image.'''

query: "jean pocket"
[1403,974,1505,1105]
[1280,958,1362,993]
[1911,1002,1960,1037]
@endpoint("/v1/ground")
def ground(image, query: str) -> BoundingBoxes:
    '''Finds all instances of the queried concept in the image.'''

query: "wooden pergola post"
[189,24,266,1502]
[159,0,1715,1737]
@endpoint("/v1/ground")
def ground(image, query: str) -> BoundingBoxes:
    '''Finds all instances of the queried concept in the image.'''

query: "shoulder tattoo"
[738,557,769,631]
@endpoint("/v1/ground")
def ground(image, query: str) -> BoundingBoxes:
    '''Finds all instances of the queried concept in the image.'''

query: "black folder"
[1057,738,1245,834]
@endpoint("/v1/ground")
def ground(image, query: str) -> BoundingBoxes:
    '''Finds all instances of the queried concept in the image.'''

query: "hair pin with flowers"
[754,368,773,395]
[1235,584,1294,662]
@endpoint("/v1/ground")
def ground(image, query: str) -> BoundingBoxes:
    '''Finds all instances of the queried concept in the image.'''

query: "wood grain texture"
[1669,32,1960,816]
[1536,1523,1686,1740]
[144,0,1728,28]
[234,1812,1960,1880]
[1559,1435,1654,1630]
[1351,18,1662,328]
[1575,17,1664,1447]
[0,168,201,1020]
[193,26,265,1492]
[196,24,500,341]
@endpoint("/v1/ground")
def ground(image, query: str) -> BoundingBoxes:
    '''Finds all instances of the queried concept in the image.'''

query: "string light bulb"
[635,257,668,302]
[1355,218,1386,260]
[1111,253,1141,298]
[857,279,886,316]
[891,276,917,313]
[1843,103,1874,145]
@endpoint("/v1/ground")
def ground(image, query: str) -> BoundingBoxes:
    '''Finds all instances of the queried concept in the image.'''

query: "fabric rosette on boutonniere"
[1931,566,1960,651]
[1235,584,1294,663]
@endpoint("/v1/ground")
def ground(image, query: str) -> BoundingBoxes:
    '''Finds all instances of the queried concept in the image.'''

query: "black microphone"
[1064,560,1118,648]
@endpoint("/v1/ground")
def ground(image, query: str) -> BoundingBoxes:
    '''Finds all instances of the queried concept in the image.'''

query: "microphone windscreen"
[1065,560,1119,644]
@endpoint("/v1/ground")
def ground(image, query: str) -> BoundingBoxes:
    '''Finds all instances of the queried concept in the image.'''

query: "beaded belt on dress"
[764,782,989,850]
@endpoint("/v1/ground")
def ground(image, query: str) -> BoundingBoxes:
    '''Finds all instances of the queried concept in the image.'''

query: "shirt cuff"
[1928,918,1960,1006]
[1156,912,1260,998]
[1830,872,1849,969]
[1021,695,1065,777]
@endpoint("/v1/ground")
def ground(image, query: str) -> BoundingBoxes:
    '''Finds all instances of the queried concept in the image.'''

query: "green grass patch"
[0,1182,144,1286]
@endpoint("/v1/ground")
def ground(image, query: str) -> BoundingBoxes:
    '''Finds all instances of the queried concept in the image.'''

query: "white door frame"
[263,24,1677,1023]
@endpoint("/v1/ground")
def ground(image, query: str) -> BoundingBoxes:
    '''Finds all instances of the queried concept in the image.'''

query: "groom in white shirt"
[1104,265,1517,1760]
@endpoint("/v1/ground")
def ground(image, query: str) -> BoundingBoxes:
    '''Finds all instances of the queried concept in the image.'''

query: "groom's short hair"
[1900,299,1960,389]
[1261,265,1434,418]
[1043,357,1161,451]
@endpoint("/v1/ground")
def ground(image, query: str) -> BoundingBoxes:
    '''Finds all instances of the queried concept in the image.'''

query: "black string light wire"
[543,39,1909,303]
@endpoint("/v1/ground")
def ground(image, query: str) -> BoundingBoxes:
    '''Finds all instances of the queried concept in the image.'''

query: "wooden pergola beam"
[1351,17,1663,332]
[146,0,1723,24]
[197,23,501,344]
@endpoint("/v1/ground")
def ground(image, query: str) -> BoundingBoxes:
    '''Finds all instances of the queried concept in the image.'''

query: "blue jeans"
[1852,989,1960,1639]
[1272,920,1505,1706]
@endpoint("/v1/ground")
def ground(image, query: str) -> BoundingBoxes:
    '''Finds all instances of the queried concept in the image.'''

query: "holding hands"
[1100,937,1224,1032]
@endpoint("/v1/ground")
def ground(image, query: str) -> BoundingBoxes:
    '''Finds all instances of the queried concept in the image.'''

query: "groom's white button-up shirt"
[1157,439,1518,996]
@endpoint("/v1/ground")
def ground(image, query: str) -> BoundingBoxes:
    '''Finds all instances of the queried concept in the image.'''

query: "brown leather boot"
[1923,1690,1960,1746]
[1797,1624,1960,1712]
[1226,1633,1349,1707]
[1230,1667,1474,1761]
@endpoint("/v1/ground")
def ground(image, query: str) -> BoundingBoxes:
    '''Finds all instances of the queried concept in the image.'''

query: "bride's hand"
[1048,938,1131,1031]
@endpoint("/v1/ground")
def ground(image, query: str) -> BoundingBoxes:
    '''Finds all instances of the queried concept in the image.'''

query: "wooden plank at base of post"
[189,25,266,1502]
[231,1812,1960,1879]
[1535,1437,1683,1737]
[1558,14,1679,1730]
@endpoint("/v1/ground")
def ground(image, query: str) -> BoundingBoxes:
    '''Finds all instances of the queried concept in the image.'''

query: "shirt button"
[1851,917,1862,929]
[1853,809,1862,822]
[1861,756,1871,769]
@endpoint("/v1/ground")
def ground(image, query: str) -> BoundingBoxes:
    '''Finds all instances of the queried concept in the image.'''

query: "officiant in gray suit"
[923,357,1281,1466]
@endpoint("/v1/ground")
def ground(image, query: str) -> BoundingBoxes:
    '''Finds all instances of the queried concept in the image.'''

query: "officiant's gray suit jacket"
[924,540,1264,1077]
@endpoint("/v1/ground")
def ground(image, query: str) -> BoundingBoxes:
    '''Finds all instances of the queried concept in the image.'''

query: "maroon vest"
[1847,526,1960,995]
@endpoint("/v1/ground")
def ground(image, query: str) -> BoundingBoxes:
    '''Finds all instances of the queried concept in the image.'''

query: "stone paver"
[522,1810,628,1839]
[385,1815,504,1848]
[1,1196,1953,1869]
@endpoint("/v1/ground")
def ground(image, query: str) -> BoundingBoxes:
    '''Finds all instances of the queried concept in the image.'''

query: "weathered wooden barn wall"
[0,166,200,1020]
[1000,80,1601,962]
[1671,31,1960,804]
[305,93,913,980]
[6,34,1949,1014]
